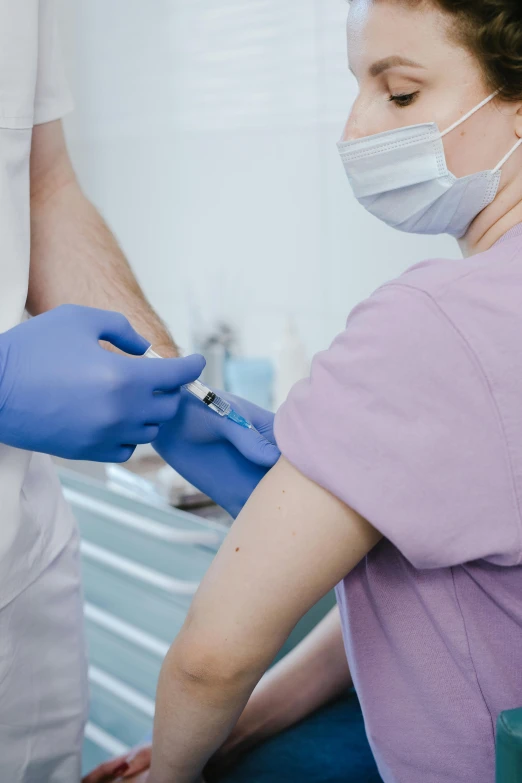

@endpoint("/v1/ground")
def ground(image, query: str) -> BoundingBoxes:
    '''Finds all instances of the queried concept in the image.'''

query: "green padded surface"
[496,708,522,783]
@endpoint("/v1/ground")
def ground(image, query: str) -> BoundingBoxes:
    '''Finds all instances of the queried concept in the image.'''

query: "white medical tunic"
[0,5,89,781]
[0,0,76,610]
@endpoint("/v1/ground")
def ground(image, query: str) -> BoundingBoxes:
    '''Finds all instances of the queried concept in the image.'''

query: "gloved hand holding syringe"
[144,346,253,430]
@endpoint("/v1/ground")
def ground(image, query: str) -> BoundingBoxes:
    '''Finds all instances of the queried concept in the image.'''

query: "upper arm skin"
[175,457,381,681]
[30,119,76,206]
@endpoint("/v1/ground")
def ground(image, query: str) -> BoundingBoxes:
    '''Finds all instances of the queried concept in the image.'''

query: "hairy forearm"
[212,605,351,763]
[28,141,178,356]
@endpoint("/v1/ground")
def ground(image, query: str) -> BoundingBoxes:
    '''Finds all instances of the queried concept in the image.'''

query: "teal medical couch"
[497,709,522,783]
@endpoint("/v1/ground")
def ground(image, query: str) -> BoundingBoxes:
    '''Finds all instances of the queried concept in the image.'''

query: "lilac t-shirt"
[275,224,522,783]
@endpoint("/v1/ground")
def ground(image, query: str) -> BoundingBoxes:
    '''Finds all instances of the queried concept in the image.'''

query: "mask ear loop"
[439,89,522,173]
[440,91,499,138]
[492,137,522,173]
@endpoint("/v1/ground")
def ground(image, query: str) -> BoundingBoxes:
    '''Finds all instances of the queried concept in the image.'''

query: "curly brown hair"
[351,1,522,101]
[436,0,522,101]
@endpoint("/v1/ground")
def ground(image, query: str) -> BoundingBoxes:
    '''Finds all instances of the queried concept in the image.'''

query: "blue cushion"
[207,689,382,783]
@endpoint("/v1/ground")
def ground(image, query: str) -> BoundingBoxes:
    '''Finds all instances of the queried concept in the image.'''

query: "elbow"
[165,633,266,695]
[30,166,78,213]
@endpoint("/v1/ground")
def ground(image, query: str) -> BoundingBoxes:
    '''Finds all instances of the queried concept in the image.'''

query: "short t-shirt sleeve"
[274,283,521,569]
[33,0,74,125]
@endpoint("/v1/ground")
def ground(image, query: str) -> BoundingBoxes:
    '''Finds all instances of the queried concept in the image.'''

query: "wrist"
[150,341,180,358]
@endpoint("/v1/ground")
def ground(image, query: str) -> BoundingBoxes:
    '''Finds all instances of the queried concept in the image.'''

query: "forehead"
[347,0,453,74]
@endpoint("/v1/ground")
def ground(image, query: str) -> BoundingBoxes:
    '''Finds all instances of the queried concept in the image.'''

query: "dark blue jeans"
[208,689,382,783]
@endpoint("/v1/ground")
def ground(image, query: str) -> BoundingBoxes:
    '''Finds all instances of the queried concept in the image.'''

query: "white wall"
[60,0,457,360]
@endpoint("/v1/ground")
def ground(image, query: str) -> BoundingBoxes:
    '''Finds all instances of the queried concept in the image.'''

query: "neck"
[459,169,522,258]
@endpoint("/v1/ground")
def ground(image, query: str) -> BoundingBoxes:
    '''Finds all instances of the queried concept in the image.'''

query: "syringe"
[144,347,253,429]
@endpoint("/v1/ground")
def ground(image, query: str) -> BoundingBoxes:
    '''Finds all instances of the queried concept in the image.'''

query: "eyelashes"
[388,91,420,107]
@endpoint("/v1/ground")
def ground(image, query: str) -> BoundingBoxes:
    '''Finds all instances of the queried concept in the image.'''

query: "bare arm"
[149,457,381,783]
[28,120,178,357]
[206,605,351,774]
[81,606,350,783]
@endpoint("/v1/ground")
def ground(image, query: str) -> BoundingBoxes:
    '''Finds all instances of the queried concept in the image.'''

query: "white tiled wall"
[60,0,457,363]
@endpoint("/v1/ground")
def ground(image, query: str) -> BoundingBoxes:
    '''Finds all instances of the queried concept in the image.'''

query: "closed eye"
[389,91,419,108]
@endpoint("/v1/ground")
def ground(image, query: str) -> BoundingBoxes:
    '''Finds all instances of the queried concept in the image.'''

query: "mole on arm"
[235,547,240,552]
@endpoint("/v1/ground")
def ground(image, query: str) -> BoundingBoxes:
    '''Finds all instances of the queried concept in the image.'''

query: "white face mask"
[337,92,522,239]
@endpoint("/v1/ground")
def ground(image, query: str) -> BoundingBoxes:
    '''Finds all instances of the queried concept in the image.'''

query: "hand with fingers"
[153,389,280,517]
[81,745,150,782]
[82,745,206,783]
[0,304,205,462]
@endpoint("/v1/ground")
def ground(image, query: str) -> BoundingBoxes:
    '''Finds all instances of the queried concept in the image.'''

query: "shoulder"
[275,245,522,569]
[339,274,463,375]
[369,238,522,367]
[385,236,522,307]
[276,258,521,569]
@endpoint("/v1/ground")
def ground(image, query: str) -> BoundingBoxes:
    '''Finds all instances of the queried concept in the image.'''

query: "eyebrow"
[368,56,425,77]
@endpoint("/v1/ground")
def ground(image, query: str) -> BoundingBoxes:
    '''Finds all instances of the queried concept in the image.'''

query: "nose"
[341,100,366,141]
[341,115,352,142]
[342,115,363,142]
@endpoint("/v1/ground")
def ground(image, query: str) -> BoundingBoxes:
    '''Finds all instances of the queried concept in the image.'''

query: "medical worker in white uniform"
[0,2,211,780]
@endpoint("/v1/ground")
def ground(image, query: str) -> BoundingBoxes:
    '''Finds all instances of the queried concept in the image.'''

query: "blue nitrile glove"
[153,389,280,517]
[0,304,205,462]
